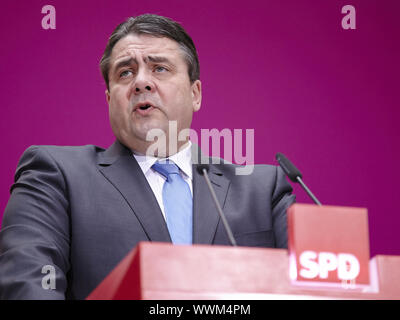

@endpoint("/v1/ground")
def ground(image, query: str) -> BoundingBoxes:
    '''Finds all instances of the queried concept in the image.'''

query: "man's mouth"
[133,102,156,115]
[139,104,152,110]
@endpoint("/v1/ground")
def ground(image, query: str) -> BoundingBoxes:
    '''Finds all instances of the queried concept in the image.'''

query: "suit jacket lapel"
[191,145,231,244]
[97,141,231,245]
[97,140,171,243]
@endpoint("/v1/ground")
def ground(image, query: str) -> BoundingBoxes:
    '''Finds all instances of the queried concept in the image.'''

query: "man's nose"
[133,69,154,94]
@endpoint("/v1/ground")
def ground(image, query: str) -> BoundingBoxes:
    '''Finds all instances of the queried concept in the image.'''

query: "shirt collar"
[133,141,193,180]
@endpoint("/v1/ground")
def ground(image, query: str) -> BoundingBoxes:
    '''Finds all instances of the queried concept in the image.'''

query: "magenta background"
[1,0,399,257]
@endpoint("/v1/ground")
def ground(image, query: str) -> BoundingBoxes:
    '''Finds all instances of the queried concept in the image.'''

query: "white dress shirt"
[132,141,193,220]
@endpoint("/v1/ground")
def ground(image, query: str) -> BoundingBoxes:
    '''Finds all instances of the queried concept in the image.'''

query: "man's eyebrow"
[112,57,137,72]
[145,55,172,64]
[112,55,173,74]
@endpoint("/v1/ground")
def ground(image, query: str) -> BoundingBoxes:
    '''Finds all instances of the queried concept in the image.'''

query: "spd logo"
[299,251,360,281]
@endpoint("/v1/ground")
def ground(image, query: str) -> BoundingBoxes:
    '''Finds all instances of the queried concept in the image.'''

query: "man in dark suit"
[0,14,295,299]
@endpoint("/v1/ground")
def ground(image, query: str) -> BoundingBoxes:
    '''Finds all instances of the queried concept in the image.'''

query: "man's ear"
[105,89,110,105]
[191,80,202,112]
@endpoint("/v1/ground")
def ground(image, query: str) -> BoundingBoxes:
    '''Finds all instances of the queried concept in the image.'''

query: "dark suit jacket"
[0,140,295,299]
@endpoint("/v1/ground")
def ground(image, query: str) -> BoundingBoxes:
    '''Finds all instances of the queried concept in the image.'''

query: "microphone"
[196,165,237,246]
[275,153,322,206]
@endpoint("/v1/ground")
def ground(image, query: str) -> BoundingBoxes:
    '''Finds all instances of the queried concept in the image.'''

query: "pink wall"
[1,0,399,257]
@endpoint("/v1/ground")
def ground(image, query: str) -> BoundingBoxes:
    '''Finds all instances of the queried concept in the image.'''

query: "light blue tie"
[152,161,193,244]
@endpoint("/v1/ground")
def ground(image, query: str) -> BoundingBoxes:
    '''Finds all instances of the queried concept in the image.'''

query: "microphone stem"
[202,168,237,246]
[296,177,322,206]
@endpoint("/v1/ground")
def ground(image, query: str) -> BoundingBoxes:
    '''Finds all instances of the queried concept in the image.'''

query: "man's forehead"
[111,34,181,62]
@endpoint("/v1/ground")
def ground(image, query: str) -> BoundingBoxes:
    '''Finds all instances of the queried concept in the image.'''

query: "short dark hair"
[100,14,200,91]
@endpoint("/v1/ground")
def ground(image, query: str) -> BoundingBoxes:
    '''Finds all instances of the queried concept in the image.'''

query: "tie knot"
[152,161,180,180]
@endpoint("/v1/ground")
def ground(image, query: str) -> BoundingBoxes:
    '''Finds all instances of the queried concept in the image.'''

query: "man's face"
[106,33,202,154]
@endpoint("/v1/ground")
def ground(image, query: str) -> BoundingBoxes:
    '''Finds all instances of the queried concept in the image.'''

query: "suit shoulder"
[16,144,106,175]
[21,144,105,160]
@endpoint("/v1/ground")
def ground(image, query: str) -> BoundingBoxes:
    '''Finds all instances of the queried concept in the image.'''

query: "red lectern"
[288,204,371,289]
[87,204,400,300]
[87,242,400,300]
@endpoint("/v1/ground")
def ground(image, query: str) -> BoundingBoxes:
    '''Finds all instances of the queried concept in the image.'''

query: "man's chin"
[134,122,167,140]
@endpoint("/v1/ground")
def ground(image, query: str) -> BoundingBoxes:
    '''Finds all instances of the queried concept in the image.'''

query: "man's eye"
[154,66,167,73]
[120,70,132,78]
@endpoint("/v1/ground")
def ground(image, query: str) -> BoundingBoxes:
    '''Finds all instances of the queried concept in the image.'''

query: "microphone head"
[275,153,303,182]
[196,164,210,175]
